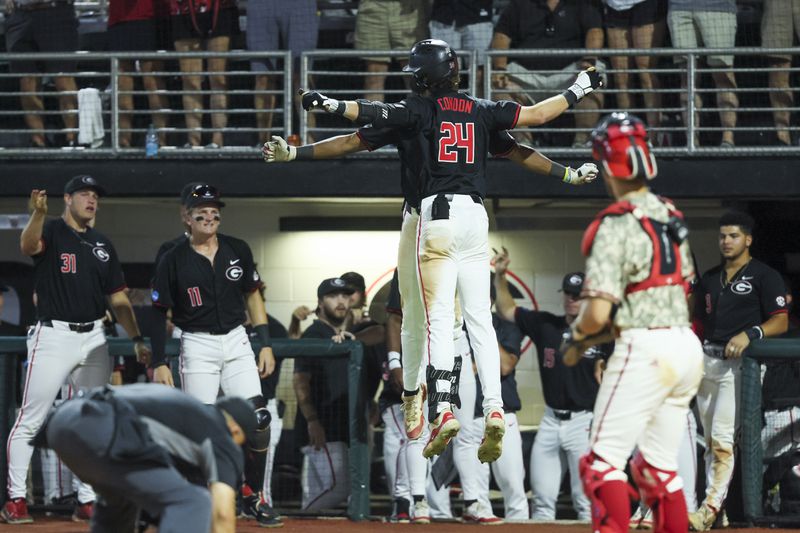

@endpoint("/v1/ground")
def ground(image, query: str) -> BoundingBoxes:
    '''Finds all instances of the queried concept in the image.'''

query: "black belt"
[551,408,587,421]
[702,342,726,360]
[41,319,96,333]
[183,329,231,336]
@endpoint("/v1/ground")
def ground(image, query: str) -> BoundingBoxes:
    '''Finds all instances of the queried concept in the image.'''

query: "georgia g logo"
[92,247,110,262]
[226,265,243,281]
[731,280,753,295]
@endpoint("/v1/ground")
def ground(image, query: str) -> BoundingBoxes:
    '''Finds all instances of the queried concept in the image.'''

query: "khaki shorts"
[355,0,429,62]
[761,0,800,60]
[667,10,737,67]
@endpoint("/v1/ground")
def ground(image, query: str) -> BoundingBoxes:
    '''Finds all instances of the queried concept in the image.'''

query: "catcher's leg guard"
[244,395,271,492]
[580,452,637,533]
[629,454,687,533]
[426,364,453,422]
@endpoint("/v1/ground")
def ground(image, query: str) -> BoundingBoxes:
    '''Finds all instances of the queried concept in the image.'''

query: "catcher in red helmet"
[561,112,703,533]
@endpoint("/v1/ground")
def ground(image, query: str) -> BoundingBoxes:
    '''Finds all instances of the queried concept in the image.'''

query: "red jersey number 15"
[438,122,475,164]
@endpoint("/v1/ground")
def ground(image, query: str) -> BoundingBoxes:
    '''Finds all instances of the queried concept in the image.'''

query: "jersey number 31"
[438,122,474,164]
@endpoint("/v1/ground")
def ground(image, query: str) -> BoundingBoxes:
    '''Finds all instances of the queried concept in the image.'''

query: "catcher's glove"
[560,325,618,366]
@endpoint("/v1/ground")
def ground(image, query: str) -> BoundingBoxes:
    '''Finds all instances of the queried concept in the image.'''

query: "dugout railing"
[0,336,370,521]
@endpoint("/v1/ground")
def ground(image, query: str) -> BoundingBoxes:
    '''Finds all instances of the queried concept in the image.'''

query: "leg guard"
[244,395,271,492]
[579,452,637,533]
[426,364,452,422]
[629,454,687,533]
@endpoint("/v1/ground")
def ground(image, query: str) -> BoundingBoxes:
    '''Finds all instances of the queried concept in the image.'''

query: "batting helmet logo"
[226,266,243,281]
[591,112,657,181]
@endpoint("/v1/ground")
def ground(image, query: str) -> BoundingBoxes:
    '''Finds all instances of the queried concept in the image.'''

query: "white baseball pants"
[300,441,349,511]
[261,398,283,506]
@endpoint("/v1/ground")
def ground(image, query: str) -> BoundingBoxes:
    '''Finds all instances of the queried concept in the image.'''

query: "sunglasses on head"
[190,184,220,198]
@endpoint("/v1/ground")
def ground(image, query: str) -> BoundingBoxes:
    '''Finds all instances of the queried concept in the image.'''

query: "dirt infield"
[0,517,795,533]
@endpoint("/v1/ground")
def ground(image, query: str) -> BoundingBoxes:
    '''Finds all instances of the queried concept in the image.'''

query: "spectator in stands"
[355,0,429,101]
[107,0,170,147]
[668,0,738,147]
[293,277,356,511]
[169,0,239,148]
[4,0,80,148]
[490,0,605,147]
[603,0,667,131]
[247,0,319,145]
[429,0,494,94]
[761,0,800,145]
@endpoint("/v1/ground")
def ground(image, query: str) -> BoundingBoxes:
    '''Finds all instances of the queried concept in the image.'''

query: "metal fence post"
[687,53,696,153]
[347,341,369,521]
[484,52,492,101]
[468,50,477,94]
[283,51,293,141]
[111,57,119,154]
[299,53,308,143]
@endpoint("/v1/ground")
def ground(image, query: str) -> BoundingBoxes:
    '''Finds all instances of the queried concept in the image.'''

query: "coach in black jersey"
[39,384,255,533]
[3,176,150,525]
[689,210,788,530]
[150,184,277,525]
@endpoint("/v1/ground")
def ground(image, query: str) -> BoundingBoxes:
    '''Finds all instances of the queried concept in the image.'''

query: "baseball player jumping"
[3,176,151,525]
[561,113,703,533]
[267,38,601,463]
[149,184,277,526]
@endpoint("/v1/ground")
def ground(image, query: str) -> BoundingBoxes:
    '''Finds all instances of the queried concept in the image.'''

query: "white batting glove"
[567,67,603,101]
[262,135,296,163]
[564,163,599,185]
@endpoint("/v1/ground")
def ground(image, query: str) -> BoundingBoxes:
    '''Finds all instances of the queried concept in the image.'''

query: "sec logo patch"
[731,280,752,295]
[226,265,243,281]
[777,296,786,307]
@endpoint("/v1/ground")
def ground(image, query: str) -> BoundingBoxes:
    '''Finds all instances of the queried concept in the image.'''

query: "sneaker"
[72,501,94,522]
[712,510,728,529]
[423,408,460,458]
[412,499,430,524]
[689,504,717,532]
[629,506,644,529]
[401,385,426,440]
[462,501,503,525]
[255,504,283,528]
[1,498,33,524]
[477,410,505,463]
[634,507,653,530]
[394,497,411,523]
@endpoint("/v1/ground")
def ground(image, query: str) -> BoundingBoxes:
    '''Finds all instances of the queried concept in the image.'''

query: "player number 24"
[438,122,474,164]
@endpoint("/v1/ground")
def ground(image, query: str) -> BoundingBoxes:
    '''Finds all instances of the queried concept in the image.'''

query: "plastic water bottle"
[145,124,159,158]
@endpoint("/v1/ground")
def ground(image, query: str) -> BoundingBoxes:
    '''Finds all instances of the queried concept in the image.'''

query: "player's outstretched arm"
[298,89,415,129]
[262,133,367,163]
[21,189,47,256]
[515,67,603,127]
[506,144,598,185]
[492,247,517,323]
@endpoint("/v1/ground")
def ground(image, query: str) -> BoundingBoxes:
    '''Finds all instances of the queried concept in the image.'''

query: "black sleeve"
[760,268,790,318]
[294,324,326,374]
[237,240,262,294]
[213,440,245,490]
[103,241,127,294]
[153,240,175,276]
[692,275,707,320]
[386,269,401,314]
[495,316,523,356]
[151,252,176,309]
[488,130,516,157]
[579,0,603,31]
[359,96,429,130]
[513,307,541,338]
[357,126,402,152]
[34,219,55,260]
[489,100,522,130]
[494,0,519,39]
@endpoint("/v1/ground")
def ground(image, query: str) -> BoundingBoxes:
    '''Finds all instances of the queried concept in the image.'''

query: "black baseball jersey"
[358,93,520,205]
[474,313,524,414]
[514,308,610,411]
[33,218,126,323]
[694,259,788,344]
[294,320,350,446]
[151,234,261,333]
[153,234,188,277]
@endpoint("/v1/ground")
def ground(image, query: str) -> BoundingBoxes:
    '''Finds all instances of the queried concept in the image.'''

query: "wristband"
[561,89,578,108]
[254,324,272,348]
[131,335,144,344]
[745,326,764,341]
[295,145,313,160]
[388,350,402,371]
[549,162,568,181]
[329,100,346,116]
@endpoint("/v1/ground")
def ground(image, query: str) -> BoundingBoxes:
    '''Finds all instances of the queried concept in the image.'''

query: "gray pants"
[46,398,211,533]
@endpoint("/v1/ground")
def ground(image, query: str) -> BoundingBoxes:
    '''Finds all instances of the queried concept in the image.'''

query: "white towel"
[78,88,105,149]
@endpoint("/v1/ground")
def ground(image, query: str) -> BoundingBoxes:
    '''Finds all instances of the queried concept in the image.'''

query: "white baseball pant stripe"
[41,384,81,504]
[591,327,703,472]
[261,398,283,506]
[300,441,349,511]
[178,325,262,404]
[6,320,110,501]
[531,407,592,520]
[696,355,740,511]
[678,408,699,512]
[416,194,502,416]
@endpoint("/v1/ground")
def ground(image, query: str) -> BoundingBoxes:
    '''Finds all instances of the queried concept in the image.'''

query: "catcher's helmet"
[402,39,459,92]
[591,112,658,180]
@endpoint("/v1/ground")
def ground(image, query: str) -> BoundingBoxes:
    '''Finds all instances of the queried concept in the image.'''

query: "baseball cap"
[183,184,225,210]
[180,182,205,204]
[560,272,585,296]
[215,396,258,447]
[340,272,366,293]
[64,175,106,197]
[317,277,355,299]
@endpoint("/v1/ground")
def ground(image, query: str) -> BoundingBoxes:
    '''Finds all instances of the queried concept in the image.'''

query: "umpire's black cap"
[64,175,106,197]
[560,272,585,296]
[215,396,258,447]
[183,184,225,210]
[317,278,355,299]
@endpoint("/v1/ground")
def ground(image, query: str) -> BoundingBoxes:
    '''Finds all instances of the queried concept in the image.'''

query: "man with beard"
[293,277,357,511]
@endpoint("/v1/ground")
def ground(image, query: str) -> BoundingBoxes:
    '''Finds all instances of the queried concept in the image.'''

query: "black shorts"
[171,7,239,41]
[107,18,172,52]
[5,3,78,73]
[604,0,667,28]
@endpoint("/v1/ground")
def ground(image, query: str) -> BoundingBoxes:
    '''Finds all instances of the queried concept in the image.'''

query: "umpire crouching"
[34,384,259,533]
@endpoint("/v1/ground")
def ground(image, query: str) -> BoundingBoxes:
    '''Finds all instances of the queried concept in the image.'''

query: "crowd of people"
[3,0,800,148]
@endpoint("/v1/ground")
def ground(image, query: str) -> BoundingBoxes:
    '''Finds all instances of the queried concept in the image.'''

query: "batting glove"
[299,88,345,114]
[263,135,296,163]
[564,163,599,185]
[566,67,603,101]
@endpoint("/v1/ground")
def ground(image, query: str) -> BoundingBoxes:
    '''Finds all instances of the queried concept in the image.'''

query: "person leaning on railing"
[4,0,80,148]
[107,0,171,148]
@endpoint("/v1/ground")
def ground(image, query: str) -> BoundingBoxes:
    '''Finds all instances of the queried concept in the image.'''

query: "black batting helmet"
[402,39,459,92]
[591,112,658,181]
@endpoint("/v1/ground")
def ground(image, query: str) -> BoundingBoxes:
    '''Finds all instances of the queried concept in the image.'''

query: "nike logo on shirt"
[230,259,240,265]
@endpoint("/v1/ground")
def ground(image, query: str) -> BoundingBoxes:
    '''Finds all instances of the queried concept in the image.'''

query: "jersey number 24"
[438,122,474,164]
